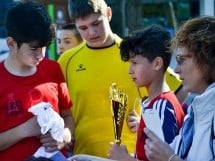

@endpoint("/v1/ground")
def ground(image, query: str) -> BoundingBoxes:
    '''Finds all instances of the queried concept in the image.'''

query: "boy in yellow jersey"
[58,0,185,158]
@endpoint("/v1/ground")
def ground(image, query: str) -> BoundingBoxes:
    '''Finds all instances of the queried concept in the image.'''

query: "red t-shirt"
[0,58,72,161]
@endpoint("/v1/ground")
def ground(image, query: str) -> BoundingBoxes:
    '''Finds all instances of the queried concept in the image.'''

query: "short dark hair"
[172,16,215,83]
[68,0,108,20]
[6,0,55,47]
[61,23,83,43]
[120,25,171,72]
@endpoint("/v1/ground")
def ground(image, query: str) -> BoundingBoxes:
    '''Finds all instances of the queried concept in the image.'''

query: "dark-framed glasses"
[176,54,192,65]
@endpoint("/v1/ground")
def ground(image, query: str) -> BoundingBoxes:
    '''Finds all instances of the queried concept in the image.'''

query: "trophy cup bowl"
[109,83,128,144]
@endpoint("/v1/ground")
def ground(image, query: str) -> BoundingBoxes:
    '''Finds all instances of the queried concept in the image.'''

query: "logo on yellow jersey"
[76,64,86,72]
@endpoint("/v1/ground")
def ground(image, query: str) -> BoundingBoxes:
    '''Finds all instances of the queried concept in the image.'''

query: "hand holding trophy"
[109,83,128,144]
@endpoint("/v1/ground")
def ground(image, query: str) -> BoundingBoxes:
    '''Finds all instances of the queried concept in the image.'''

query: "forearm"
[0,117,40,151]
[61,109,75,143]
[63,115,75,134]
[0,123,27,151]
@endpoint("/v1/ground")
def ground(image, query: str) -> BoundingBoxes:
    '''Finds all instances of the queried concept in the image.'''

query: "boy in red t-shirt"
[0,1,74,161]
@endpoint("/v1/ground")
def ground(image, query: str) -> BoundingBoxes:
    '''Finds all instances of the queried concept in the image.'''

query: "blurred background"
[0,0,214,61]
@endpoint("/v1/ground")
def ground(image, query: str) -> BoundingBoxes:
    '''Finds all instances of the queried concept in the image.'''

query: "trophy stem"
[112,115,121,144]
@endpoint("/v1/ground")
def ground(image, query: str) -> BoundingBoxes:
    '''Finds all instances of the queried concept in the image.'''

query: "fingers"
[45,145,58,152]
[144,128,160,157]
[127,110,140,132]
[127,122,137,132]
[144,127,161,142]
[128,123,137,132]
[144,128,175,161]
[40,133,59,152]
[128,110,138,117]
[108,143,123,160]
[127,115,139,122]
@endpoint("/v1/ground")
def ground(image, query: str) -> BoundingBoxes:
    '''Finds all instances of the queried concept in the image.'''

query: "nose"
[174,64,180,74]
[58,43,64,53]
[128,65,133,75]
[88,26,96,36]
[35,47,46,59]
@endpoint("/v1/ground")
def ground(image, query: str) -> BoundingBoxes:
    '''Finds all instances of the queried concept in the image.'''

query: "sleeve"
[56,62,72,111]
[152,99,179,144]
[57,51,70,79]
[57,43,85,81]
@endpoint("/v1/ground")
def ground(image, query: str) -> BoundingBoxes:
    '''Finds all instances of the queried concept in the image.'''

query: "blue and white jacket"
[171,83,215,161]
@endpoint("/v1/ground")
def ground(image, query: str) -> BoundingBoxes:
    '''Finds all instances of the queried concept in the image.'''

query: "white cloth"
[28,102,65,158]
[28,102,65,142]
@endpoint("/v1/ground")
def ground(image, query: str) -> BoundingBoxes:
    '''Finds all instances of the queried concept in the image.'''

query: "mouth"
[89,36,100,42]
[33,57,43,63]
[59,49,64,53]
[131,77,136,82]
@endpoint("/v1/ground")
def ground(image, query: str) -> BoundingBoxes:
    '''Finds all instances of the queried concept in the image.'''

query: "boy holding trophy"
[108,25,185,161]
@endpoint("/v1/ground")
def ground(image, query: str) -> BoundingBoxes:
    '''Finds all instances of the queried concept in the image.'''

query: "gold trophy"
[109,83,128,144]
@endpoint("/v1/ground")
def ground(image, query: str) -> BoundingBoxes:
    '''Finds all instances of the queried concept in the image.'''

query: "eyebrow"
[29,45,40,49]
[61,37,72,40]
[28,42,41,48]
[77,16,103,28]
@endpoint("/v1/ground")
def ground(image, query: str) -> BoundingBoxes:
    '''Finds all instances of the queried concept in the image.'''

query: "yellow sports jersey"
[58,35,181,157]
[165,67,181,92]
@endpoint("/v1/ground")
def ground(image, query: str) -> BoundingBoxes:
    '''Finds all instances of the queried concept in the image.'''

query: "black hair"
[68,0,107,21]
[120,25,171,72]
[6,0,55,47]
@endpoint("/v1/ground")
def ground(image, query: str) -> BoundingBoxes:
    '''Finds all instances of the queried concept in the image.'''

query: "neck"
[147,80,170,101]
[101,32,115,47]
[4,56,36,76]
[107,33,115,44]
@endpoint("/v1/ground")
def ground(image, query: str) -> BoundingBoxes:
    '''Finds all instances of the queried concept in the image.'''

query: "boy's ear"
[153,57,163,71]
[6,37,17,50]
[106,7,112,21]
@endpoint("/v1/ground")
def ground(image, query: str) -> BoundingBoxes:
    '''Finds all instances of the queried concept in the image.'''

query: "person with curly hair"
[144,16,215,161]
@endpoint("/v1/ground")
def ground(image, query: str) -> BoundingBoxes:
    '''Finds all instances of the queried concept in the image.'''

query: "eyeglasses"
[176,54,192,65]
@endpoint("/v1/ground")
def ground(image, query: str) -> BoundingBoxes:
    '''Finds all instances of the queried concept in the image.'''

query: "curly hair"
[120,24,171,72]
[172,16,215,83]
